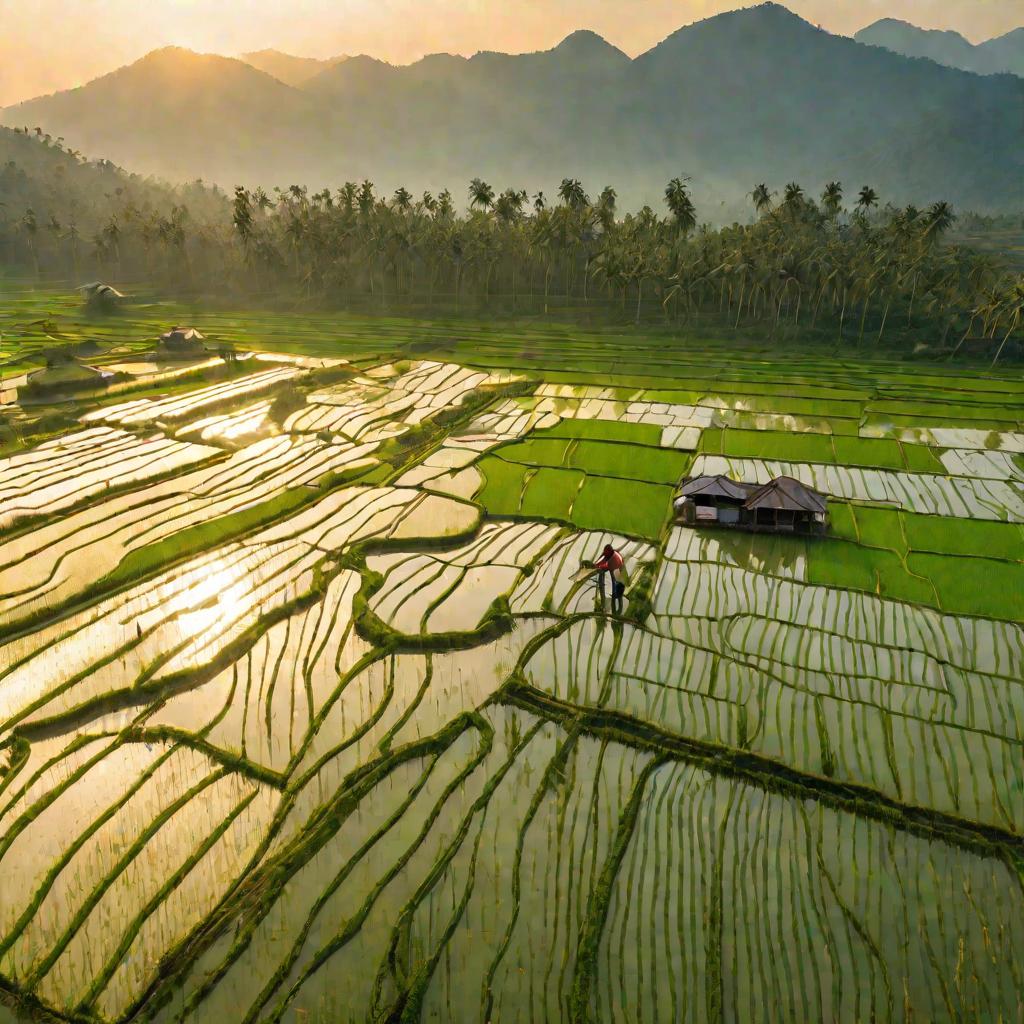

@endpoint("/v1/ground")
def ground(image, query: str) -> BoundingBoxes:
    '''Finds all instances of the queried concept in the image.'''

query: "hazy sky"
[1,0,1021,106]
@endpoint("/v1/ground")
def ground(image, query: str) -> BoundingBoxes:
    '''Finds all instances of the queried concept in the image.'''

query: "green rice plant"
[701,427,946,474]
[700,428,835,463]
[476,457,530,515]
[832,435,907,471]
[908,553,1024,619]
[808,540,938,607]
[495,437,572,468]
[570,477,672,541]
[903,512,1024,561]
[848,505,905,551]
[539,419,663,445]
[519,467,585,519]
[899,442,949,474]
[567,441,690,484]
[805,540,879,593]
[825,501,860,543]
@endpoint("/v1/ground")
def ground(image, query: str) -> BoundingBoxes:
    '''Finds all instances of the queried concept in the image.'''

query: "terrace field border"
[664,519,1024,626]
[0,462,380,647]
[499,680,1024,867]
[21,768,230,992]
[365,719,549,1024]
[0,439,230,546]
[82,368,307,431]
[6,557,332,742]
[232,727,454,1024]
[5,333,1024,1021]
[74,785,261,1018]
[569,754,665,1023]
[134,712,494,1024]
[0,743,182,967]
[478,725,582,1022]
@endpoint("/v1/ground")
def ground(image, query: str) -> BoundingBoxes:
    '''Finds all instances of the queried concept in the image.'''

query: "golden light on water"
[169,557,249,635]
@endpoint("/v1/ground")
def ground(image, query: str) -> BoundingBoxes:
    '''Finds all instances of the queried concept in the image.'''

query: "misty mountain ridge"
[2,3,1021,214]
[239,49,349,86]
[855,18,1024,76]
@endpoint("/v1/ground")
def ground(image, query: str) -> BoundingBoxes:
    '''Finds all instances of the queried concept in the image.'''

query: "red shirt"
[594,551,624,573]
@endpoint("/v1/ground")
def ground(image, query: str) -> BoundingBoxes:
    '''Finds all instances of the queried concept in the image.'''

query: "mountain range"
[238,49,349,86]
[855,19,1024,76]
[2,3,1021,214]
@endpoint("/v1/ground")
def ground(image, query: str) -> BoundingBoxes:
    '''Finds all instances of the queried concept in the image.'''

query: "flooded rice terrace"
[0,325,1022,1023]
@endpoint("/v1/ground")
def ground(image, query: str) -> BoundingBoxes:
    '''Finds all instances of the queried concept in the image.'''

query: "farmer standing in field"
[593,543,627,614]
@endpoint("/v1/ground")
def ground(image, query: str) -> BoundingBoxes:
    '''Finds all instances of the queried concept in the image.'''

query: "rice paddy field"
[1,286,1023,1023]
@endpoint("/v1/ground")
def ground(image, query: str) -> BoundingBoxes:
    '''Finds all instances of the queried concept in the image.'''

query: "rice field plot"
[285,360,518,443]
[475,422,688,541]
[83,367,302,427]
[1,303,1024,1023]
[0,435,382,627]
[691,453,1024,521]
[0,427,222,530]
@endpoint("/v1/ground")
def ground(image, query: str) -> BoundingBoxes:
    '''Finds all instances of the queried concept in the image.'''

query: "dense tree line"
[1,130,1022,361]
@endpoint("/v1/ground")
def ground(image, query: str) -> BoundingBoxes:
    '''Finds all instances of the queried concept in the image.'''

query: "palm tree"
[494,188,525,225]
[775,257,804,331]
[557,178,588,209]
[924,200,956,241]
[102,216,122,276]
[392,187,413,212]
[468,178,495,212]
[232,187,253,248]
[991,277,1024,366]
[783,182,804,208]
[596,186,617,233]
[436,189,455,220]
[664,177,696,234]
[821,181,843,218]
[357,180,375,216]
[338,182,358,214]
[856,186,879,213]
[750,184,773,217]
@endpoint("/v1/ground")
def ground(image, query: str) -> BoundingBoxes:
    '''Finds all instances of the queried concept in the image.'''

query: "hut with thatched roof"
[674,474,827,535]
[157,327,207,359]
[78,282,125,310]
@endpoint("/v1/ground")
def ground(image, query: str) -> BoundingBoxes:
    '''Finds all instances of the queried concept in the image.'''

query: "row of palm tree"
[1,133,1021,361]
[222,176,1022,359]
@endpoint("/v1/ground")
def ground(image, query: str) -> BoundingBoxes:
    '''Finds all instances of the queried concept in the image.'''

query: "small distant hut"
[675,474,827,535]
[78,282,125,310]
[157,327,207,359]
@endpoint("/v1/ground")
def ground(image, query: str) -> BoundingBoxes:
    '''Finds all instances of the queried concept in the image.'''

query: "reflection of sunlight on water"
[166,558,248,634]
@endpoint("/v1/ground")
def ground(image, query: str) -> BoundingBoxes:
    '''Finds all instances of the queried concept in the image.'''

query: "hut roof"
[744,476,827,514]
[160,326,205,344]
[78,282,125,299]
[678,474,757,502]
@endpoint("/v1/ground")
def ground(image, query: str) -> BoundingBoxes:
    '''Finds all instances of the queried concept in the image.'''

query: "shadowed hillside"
[856,18,1024,76]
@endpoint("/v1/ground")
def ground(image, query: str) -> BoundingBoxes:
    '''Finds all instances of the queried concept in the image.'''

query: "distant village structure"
[157,326,207,359]
[674,474,828,535]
